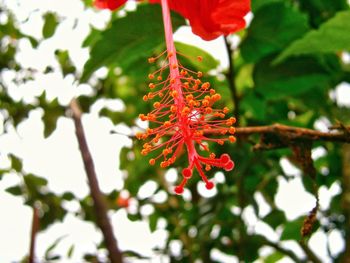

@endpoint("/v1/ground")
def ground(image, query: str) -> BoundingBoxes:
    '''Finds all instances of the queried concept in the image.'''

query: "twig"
[125,123,350,145]
[224,36,240,126]
[340,144,350,262]
[234,124,350,143]
[299,241,323,263]
[261,237,303,263]
[69,99,123,263]
[29,206,39,263]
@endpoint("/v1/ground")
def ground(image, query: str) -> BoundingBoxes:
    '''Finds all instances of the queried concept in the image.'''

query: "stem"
[260,236,303,263]
[224,36,240,126]
[340,144,350,262]
[29,206,39,263]
[299,241,323,263]
[69,99,123,263]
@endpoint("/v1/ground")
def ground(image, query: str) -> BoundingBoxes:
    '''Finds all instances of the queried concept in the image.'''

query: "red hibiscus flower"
[150,0,250,40]
[93,0,250,40]
[94,0,127,10]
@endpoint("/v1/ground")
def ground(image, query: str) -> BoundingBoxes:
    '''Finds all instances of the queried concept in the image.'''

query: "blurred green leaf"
[264,210,286,229]
[5,185,23,196]
[10,154,22,172]
[81,4,185,82]
[175,42,219,72]
[241,2,309,62]
[281,218,304,240]
[275,10,350,63]
[254,56,331,99]
[45,235,67,260]
[42,13,58,39]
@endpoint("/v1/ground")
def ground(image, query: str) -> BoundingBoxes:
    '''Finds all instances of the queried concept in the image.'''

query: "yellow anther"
[157,76,163,81]
[136,132,143,140]
[211,94,221,101]
[143,95,148,101]
[153,102,161,108]
[149,83,155,89]
[139,114,147,121]
[181,107,190,116]
[171,90,178,98]
[170,105,177,113]
[186,94,194,101]
[210,153,216,159]
[210,89,216,95]
[223,107,229,114]
[201,82,210,90]
[205,165,211,171]
[148,74,154,79]
[149,159,155,165]
[148,57,155,63]
[197,71,203,78]
[229,136,236,143]
[163,121,171,127]
[197,56,203,62]
[229,127,235,134]
[205,107,212,114]
[202,99,210,107]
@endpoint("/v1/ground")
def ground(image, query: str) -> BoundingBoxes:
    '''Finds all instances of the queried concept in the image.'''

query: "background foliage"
[1,0,350,262]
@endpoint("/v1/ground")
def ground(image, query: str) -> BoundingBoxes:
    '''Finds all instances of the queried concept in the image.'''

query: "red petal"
[94,0,127,10]
[150,0,250,40]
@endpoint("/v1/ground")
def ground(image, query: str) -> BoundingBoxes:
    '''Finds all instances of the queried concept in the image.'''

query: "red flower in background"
[94,0,127,10]
[93,0,250,40]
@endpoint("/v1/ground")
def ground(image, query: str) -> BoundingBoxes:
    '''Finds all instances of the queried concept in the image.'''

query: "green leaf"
[263,210,286,229]
[42,13,58,39]
[55,50,76,76]
[295,0,349,27]
[275,10,350,63]
[254,56,331,99]
[149,213,158,232]
[39,94,65,138]
[251,0,283,13]
[6,186,23,196]
[174,42,219,72]
[265,252,284,263]
[280,218,304,240]
[67,244,75,258]
[10,154,22,172]
[241,2,309,62]
[45,235,67,259]
[81,4,185,82]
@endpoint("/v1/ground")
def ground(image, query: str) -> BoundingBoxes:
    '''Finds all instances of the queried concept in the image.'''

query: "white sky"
[0,0,349,262]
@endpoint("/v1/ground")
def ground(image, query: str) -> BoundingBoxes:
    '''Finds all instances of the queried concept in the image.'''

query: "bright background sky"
[0,0,349,262]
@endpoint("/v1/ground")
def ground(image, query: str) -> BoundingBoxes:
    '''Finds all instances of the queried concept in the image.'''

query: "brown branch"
[122,123,350,145]
[299,241,323,263]
[340,144,350,263]
[233,124,350,151]
[224,36,240,126]
[261,237,303,263]
[69,99,123,263]
[29,206,39,263]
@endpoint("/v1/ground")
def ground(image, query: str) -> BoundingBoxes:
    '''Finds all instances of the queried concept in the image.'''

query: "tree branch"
[69,99,123,263]
[235,124,349,141]
[120,123,350,145]
[299,241,323,263]
[340,144,350,262]
[29,206,39,263]
[224,36,240,126]
[261,237,303,263]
